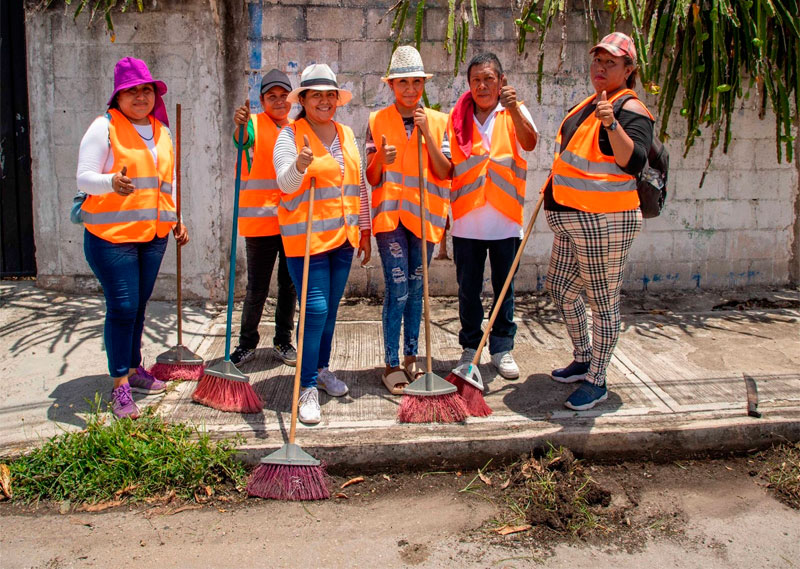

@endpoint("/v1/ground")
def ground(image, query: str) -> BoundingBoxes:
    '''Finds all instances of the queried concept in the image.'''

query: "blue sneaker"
[551,360,590,383]
[564,380,607,411]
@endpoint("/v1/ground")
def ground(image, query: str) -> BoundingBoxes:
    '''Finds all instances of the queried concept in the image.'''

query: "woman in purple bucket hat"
[76,57,189,419]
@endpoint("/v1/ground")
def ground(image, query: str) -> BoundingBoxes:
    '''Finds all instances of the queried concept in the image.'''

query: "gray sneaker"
[458,348,478,368]
[317,368,349,396]
[298,387,321,424]
[491,351,520,379]
[273,343,297,366]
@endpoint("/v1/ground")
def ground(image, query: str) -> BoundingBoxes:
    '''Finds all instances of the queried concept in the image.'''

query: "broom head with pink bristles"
[247,443,330,500]
[397,371,469,423]
[444,361,492,417]
[149,344,205,381]
[192,360,263,414]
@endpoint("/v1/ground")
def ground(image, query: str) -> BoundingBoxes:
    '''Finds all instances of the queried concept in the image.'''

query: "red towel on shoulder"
[451,91,475,158]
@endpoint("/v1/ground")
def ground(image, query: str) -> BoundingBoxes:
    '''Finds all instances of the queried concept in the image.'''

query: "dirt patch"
[712,297,800,311]
[755,442,800,509]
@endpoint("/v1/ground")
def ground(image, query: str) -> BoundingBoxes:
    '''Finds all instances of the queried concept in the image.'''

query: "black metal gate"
[1,0,36,277]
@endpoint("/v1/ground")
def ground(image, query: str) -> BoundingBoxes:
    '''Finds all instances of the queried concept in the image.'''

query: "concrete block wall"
[24,0,799,300]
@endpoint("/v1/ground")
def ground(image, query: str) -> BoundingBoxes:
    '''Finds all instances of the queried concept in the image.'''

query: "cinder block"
[754,136,786,169]
[366,8,395,40]
[480,9,516,42]
[755,199,794,230]
[279,41,340,72]
[307,8,365,40]
[698,199,755,230]
[335,73,365,106]
[363,75,395,109]
[341,41,392,74]
[728,170,781,200]
[726,230,778,261]
[261,6,304,40]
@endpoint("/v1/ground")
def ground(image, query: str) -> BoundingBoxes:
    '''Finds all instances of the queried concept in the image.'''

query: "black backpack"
[614,95,669,218]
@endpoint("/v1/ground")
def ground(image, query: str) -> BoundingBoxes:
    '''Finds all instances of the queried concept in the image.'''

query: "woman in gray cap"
[228,69,298,368]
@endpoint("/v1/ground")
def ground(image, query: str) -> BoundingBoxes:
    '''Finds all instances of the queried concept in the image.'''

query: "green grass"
[6,398,247,504]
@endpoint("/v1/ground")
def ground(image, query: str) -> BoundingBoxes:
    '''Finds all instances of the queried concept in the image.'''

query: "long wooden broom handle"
[417,129,433,376]
[175,103,183,346]
[289,178,315,445]
[470,190,545,367]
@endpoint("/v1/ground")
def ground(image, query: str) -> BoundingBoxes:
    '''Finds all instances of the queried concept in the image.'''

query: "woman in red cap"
[76,57,189,419]
[544,32,654,411]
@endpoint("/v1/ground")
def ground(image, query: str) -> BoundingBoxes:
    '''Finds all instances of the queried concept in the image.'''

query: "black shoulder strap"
[612,94,636,117]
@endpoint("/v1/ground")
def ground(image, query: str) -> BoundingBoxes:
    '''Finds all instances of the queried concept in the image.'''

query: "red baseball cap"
[590,32,637,61]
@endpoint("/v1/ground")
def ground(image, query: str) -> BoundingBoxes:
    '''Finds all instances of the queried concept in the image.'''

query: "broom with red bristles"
[248,178,329,500]
[445,190,546,416]
[397,128,468,424]
[150,103,205,381]
[192,118,263,414]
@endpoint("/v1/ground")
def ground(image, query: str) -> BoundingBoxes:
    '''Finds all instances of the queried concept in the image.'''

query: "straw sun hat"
[382,45,433,83]
[286,64,353,105]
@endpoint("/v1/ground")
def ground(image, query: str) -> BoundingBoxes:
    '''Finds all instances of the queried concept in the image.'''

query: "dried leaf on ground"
[114,484,139,498]
[80,500,123,512]
[334,492,349,499]
[493,524,532,535]
[382,474,391,481]
[166,504,202,515]
[479,472,493,486]
[69,517,93,527]
[500,478,511,490]
[0,464,12,499]
[341,476,365,489]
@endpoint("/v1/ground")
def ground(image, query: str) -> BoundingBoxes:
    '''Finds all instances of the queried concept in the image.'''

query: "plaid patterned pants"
[545,208,642,386]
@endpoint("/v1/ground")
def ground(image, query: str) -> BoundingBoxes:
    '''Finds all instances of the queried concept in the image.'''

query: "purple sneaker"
[128,366,167,394]
[111,383,140,419]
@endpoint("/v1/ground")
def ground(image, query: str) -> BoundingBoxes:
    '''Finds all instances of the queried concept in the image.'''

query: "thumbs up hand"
[233,99,250,126]
[595,90,614,128]
[499,76,518,109]
[296,134,314,173]
[380,134,397,165]
[112,165,135,196]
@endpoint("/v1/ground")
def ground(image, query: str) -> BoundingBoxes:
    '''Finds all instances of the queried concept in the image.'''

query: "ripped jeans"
[375,223,434,368]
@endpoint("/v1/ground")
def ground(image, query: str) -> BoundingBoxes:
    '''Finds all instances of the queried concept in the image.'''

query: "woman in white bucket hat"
[364,46,453,395]
[272,63,371,424]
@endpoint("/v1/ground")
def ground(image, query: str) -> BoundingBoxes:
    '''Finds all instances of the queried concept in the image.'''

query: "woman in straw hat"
[273,63,371,424]
[76,57,189,419]
[365,46,453,395]
[544,32,654,411]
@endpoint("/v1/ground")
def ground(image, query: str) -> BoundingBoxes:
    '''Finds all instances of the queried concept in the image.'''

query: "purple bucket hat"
[106,57,169,127]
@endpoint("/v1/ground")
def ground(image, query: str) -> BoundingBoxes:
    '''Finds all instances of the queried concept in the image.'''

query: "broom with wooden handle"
[248,178,329,500]
[150,103,205,381]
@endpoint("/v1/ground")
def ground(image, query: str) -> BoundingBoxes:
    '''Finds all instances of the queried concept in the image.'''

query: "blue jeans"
[453,236,521,354]
[376,224,434,367]
[84,229,168,377]
[286,244,354,388]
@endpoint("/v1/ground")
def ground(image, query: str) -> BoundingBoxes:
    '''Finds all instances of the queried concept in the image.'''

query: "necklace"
[137,129,154,141]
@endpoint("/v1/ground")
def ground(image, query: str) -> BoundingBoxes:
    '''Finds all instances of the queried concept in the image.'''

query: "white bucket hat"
[382,45,433,83]
[287,63,353,105]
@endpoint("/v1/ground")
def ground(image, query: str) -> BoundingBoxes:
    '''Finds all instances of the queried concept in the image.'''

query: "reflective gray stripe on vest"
[490,156,527,180]
[487,170,524,206]
[559,150,626,176]
[342,184,360,197]
[243,177,279,191]
[552,174,637,193]
[281,214,357,237]
[159,210,178,223]
[131,176,158,190]
[383,171,449,201]
[82,208,158,224]
[400,201,447,229]
[372,199,400,218]
[382,171,404,185]
[160,181,172,194]
[452,175,486,202]
[240,206,278,218]
[282,185,344,211]
[453,154,487,177]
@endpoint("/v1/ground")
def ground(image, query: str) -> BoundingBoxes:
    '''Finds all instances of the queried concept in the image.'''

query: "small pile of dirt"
[503,447,613,536]
[758,442,800,509]
[712,297,800,311]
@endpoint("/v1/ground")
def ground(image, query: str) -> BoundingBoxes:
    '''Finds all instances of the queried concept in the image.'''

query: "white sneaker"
[317,368,349,397]
[298,387,321,424]
[491,351,520,379]
[458,348,477,368]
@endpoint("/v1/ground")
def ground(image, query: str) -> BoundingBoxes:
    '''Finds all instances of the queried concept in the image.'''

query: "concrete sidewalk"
[2,281,799,468]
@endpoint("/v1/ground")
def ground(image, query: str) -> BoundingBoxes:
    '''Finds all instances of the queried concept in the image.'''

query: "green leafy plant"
[41,0,145,41]
[7,397,247,504]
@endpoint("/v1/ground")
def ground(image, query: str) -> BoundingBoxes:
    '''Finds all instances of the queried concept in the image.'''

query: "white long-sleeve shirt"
[273,125,371,231]
[76,115,176,201]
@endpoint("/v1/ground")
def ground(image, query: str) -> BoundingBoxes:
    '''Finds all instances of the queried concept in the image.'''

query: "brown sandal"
[382,370,409,395]
[403,361,426,382]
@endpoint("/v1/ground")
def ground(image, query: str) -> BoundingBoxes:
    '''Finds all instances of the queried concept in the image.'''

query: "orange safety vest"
[82,109,177,243]
[368,106,451,243]
[447,109,527,224]
[278,119,361,257]
[238,114,288,237]
[550,88,654,213]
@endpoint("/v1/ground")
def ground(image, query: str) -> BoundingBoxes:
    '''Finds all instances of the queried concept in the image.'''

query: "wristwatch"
[605,120,618,131]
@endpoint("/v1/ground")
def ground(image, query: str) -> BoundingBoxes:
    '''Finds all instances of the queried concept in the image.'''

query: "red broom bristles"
[247,463,330,501]
[149,363,205,382]
[397,392,469,423]
[444,372,492,417]
[192,374,263,413]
